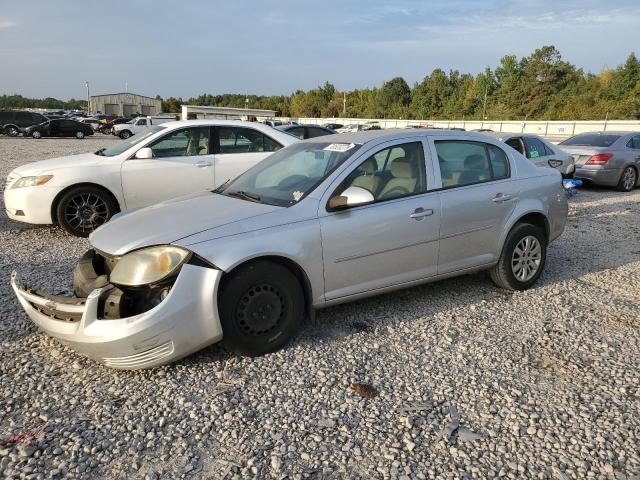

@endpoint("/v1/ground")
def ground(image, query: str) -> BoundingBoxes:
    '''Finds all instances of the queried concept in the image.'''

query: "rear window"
[560,134,621,147]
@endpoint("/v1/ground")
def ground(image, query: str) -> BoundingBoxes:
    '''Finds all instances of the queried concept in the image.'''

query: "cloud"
[0,18,16,29]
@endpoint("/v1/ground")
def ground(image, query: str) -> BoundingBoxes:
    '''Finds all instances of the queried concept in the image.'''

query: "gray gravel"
[1,136,639,479]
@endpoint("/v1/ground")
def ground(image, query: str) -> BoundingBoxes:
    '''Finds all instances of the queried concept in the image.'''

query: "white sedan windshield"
[221,142,361,206]
[98,126,165,157]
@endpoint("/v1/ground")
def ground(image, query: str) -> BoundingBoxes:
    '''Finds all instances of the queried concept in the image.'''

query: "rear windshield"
[560,134,621,147]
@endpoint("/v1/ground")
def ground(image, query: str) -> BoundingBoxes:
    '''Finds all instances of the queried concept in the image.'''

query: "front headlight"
[110,245,191,287]
[11,175,54,189]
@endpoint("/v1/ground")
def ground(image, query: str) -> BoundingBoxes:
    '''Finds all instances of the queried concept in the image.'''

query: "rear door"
[432,138,518,273]
[121,126,215,208]
[212,126,283,187]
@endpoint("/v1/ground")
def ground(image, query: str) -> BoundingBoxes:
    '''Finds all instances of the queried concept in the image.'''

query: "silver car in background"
[559,131,640,191]
[482,132,575,177]
[12,130,568,369]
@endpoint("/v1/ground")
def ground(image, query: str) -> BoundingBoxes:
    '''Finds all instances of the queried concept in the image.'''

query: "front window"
[560,134,621,147]
[98,126,164,157]
[220,142,362,206]
[148,127,210,157]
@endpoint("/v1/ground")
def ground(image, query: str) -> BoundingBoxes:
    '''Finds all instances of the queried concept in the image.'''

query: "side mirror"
[134,147,153,159]
[328,186,375,211]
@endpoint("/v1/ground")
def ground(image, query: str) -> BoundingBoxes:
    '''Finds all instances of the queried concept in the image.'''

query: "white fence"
[286,118,640,141]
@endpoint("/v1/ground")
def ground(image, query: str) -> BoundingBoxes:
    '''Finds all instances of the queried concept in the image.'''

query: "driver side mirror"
[134,147,153,159]
[328,186,375,211]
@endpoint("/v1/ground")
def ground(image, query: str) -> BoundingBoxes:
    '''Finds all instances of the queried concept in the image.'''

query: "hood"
[89,192,282,255]
[12,152,106,176]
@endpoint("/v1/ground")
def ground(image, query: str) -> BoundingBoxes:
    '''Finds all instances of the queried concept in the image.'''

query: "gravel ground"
[0,136,639,480]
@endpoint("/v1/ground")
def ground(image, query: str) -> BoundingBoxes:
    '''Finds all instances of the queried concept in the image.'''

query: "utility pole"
[343,92,346,115]
[125,80,128,93]
[85,81,91,115]
[481,84,488,121]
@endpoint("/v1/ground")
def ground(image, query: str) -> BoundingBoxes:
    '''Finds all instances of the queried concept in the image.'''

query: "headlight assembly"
[110,246,191,287]
[11,175,54,189]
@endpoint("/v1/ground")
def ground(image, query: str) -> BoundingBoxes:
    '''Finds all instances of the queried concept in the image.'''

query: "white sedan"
[4,120,297,236]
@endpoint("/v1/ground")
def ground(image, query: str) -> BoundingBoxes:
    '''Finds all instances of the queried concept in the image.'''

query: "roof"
[91,93,161,100]
[302,128,490,145]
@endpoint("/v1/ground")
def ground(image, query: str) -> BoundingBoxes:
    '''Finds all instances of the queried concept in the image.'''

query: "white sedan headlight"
[11,175,54,189]
[110,246,191,287]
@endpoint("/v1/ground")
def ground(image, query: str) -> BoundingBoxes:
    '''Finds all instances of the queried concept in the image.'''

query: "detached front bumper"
[11,264,223,369]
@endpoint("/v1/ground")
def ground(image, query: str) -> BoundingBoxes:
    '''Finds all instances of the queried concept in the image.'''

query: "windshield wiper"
[95,148,105,156]
[212,179,231,193]
[226,190,261,203]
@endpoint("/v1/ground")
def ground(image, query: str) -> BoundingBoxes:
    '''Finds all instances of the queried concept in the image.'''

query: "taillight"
[585,153,613,165]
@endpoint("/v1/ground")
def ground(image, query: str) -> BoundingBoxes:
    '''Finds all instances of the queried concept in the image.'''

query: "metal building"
[90,93,162,117]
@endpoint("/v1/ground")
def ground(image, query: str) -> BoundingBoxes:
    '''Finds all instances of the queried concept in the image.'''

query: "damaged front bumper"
[11,263,224,369]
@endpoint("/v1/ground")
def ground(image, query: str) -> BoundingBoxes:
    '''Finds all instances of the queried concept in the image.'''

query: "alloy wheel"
[511,235,542,282]
[622,167,636,191]
[63,193,109,233]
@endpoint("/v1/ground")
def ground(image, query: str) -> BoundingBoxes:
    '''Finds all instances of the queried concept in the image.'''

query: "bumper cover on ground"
[11,264,223,369]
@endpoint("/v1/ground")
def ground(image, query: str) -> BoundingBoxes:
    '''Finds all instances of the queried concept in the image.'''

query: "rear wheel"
[55,185,118,237]
[76,131,85,139]
[119,130,131,139]
[490,223,547,291]
[31,130,42,139]
[218,261,304,357]
[5,126,19,137]
[617,166,637,192]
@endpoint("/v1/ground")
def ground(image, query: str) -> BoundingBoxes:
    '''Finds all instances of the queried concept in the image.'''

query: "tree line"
[3,46,639,120]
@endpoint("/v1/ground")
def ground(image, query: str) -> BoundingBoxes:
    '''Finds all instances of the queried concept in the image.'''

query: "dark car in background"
[0,110,50,136]
[24,118,94,139]
[96,117,129,134]
[276,124,336,139]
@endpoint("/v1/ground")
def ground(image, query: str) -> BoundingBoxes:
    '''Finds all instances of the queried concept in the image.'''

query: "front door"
[212,126,283,187]
[432,138,519,273]
[121,126,215,209]
[320,140,441,301]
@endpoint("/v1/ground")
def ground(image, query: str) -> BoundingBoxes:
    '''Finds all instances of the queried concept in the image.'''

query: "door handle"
[492,193,513,203]
[195,161,212,168]
[409,208,434,220]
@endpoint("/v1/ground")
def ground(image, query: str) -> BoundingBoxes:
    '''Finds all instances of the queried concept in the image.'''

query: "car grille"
[101,341,175,369]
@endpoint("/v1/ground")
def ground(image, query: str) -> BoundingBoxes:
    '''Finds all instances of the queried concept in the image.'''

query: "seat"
[350,158,380,194]
[458,154,489,185]
[378,157,417,199]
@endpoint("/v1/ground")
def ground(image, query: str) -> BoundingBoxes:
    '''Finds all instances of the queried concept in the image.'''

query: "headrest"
[359,158,378,173]
[464,154,486,169]
[390,157,412,178]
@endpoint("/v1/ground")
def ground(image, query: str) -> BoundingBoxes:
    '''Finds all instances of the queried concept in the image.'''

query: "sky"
[0,0,638,100]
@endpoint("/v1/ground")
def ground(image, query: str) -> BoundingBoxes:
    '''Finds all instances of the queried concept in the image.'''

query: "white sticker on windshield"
[292,190,303,201]
[323,143,356,152]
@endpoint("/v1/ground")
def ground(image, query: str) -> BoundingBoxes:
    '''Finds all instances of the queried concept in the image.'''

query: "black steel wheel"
[56,186,118,237]
[219,261,304,357]
[5,125,19,137]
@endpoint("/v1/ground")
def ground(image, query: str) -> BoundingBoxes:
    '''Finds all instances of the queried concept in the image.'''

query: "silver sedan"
[12,129,568,369]
[482,132,575,176]
[559,131,640,191]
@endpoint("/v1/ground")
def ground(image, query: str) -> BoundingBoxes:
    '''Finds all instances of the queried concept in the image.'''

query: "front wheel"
[119,130,131,139]
[490,223,547,291]
[218,261,304,357]
[55,186,118,237]
[76,131,85,139]
[617,166,637,192]
[31,130,42,139]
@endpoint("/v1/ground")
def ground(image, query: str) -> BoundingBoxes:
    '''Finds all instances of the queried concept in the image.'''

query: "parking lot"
[0,136,639,479]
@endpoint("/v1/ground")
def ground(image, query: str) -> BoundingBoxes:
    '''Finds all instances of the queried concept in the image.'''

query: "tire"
[55,185,118,237]
[617,166,637,192]
[218,261,304,357]
[489,223,547,291]
[31,130,42,139]
[119,130,131,139]
[5,125,19,137]
[76,131,85,139]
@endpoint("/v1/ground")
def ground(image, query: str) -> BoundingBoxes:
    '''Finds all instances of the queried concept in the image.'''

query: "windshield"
[560,134,621,147]
[98,126,164,157]
[219,141,362,207]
